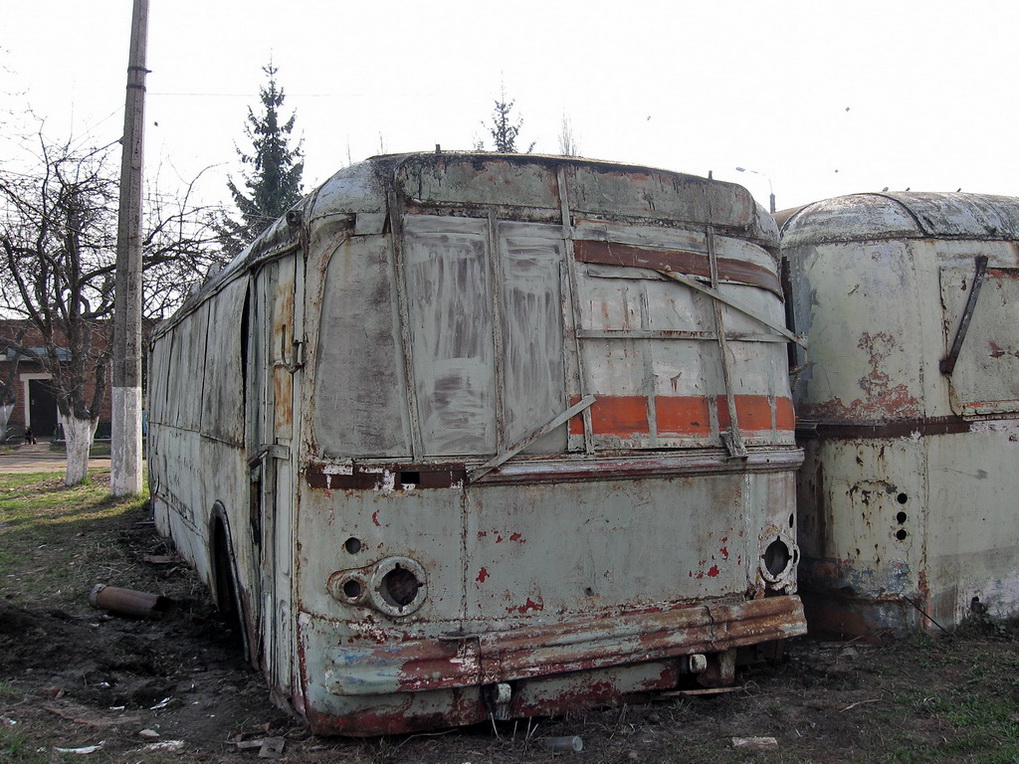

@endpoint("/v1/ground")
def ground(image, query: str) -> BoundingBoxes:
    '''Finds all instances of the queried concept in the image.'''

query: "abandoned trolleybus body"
[147,153,806,735]
[782,192,1019,637]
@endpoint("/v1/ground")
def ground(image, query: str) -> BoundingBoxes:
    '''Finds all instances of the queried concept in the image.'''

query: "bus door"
[248,253,304,702]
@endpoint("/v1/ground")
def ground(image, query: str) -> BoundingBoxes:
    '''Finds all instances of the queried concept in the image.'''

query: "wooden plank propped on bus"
[469,395,597,482]
[658,269,807,348]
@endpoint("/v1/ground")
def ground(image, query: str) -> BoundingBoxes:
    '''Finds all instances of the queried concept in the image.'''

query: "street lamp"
[735,167,776,214]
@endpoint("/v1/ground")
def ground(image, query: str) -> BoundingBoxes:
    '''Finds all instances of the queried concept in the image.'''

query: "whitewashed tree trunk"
[0,403,12,442]
[64,416,99,487]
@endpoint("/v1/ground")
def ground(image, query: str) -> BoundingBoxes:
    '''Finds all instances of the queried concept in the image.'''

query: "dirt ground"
[2,488,1018,763]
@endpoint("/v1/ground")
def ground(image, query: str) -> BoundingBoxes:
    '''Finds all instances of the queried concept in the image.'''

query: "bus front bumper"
[300,595,805,735]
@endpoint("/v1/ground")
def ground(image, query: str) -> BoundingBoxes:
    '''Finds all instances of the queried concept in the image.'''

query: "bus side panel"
[148,278,257,637]
[926,429,1019,626]
[795,433,928,636]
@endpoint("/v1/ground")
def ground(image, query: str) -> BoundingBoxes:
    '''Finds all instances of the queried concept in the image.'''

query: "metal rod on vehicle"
[940,255,988,375]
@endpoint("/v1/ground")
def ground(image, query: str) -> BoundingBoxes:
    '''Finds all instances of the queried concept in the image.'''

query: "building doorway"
[27,377,58,440]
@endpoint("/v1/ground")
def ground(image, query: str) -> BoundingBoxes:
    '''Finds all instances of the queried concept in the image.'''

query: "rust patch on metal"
[272,367,293,433]
[796,416,974,440]
[799,588,917,639]
[574,240,782,296]
[856,332,919,415]
[331,596,805,699]
[801,331,920,422]
[507,596,544,615]
[305,463,467,491]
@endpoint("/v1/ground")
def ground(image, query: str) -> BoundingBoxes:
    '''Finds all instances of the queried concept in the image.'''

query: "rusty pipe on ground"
[89,584,176,619]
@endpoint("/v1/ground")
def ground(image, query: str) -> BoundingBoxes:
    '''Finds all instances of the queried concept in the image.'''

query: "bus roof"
[160,152,778,335]
[779,191,1019,246]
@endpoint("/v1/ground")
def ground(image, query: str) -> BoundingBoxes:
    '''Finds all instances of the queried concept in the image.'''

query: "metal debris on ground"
[143,740,185,752]
[148,696,183,711]
[88,584,176,619]
[231,737,264,750]
[732,736,778,749]
[539,736,584,752]
[258,736,286,758]
[53,741,106,755]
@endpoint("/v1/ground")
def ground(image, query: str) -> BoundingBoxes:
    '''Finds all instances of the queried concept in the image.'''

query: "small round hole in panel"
[343,579,362,599]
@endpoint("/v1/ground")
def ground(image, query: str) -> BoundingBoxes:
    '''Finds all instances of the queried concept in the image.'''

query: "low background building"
[0,321,113,443]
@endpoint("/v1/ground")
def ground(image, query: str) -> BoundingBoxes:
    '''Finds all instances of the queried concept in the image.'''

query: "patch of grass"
[0,724,120,764]
[0,471,150,613]
[889,657,1019,761]
[46,442,112,457]
[0,727,35,763]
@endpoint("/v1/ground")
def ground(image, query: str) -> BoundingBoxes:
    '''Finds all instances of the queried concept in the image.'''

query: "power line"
[148,91,439,98]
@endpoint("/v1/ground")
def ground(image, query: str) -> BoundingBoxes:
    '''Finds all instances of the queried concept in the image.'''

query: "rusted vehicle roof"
[780,191,1019,244]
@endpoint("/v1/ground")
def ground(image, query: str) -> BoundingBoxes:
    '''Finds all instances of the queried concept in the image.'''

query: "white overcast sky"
[3,0,1018,213]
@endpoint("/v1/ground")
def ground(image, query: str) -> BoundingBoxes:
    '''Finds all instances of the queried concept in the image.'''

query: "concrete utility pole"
[112,0,149,496]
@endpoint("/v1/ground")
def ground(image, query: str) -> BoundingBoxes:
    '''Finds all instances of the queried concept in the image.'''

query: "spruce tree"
[220,63,304,255]
[479,84,534,153]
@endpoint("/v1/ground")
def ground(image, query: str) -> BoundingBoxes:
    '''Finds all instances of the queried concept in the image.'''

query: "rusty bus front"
[296,154,803,733]
[149,153,805,736]
[781,191,1019,637]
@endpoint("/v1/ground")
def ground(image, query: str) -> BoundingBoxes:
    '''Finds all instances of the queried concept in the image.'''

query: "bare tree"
[0,326,25,440]
[143,168,229,319]
[558,114,581,157]
[0,132,222,484]
[0,136,116,483]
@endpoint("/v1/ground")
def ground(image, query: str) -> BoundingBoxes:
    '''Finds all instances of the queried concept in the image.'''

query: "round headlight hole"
[764,538,792,577]
[381,565,421,608]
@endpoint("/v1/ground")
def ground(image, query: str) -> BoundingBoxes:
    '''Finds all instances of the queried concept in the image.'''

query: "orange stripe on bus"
[569,395,649,435]
[717,395,786,431]
[589,395,649,435]
[655,397,711,436]
[775,397,795,430]
[571,395,795,437]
